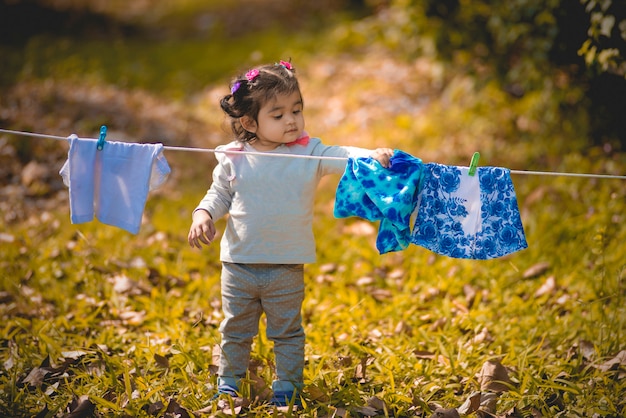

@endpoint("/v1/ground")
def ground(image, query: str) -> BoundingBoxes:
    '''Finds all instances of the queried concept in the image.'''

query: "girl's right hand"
[370,147,394,168]
[188,209,216,249]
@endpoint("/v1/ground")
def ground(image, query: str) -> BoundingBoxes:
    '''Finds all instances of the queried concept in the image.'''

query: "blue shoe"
[212,384,238,400]
[270,390,302,407]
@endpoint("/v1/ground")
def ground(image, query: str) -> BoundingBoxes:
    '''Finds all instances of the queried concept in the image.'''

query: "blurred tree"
[2,0,624,147]
[0,0,138,44]
[0,0,376,42]
[377,0,626,147]
[578,0,626,78]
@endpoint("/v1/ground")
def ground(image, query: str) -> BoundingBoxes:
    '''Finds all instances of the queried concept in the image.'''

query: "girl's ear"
[240,116,257,133]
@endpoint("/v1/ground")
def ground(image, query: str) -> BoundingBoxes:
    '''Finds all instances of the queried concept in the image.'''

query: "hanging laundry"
[334,152,528,259]
[412,163,527,259]
[334,150,424,253]
[59,135,171,234]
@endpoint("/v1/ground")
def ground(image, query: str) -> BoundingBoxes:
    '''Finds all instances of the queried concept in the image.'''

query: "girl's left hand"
[370,148,394,168]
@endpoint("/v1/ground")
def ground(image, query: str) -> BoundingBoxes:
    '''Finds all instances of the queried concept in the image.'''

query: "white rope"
[0,128,348,161]
[161,144,348,160]
[509,169,625,179]
[2,128,625,179]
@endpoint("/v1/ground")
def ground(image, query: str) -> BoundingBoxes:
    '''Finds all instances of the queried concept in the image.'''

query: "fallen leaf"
[477,360,513,393]
[111,274,137,294]
[354,356,371,382]
[356,276,375,286]
[522,262,550,279]
[214,396,248,415]
[142,400,164,416]
[463,284,478,308]
[579,340,596,361]
[21,355,67,389]
[164,399,191,418]
[534,276,556,298]
[368,328,383,340]
[430,317,447,331]
[319,263,338,274]
[367,395,386,411]
[412,350,450,366]
[3,342,16,371]
[211,344,221,364]
[207,344,220,375]
[248,360,272,401]
[478,391,499,415]
[352,406,379,416]
[191,405,212,417]
[65,395,95,418]
[118,310,146,326]
[498,406,525,418]
[422,287,442,302]
[447,265,460,278]
[369,287,393,302]
[61,351,87,361]
[555,293,570,305]
[0,233,15,243]
[111,274,152,295]
[334,407,348,417]
[465,327,493,347]
[457,391,481,415]
[387,268,405,281]
[316,274,336,284]
[336,355,353,367]
[430,407,460,418]
[343,221,376,236]
[413,350,436,360]
[21,160,50,186]
[394,320,412,335]
[305,385,330,402]
[154,353,170,369]
[595,350,626,373]
[22,366,49,389]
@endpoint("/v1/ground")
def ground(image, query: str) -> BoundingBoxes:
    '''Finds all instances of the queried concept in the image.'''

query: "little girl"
[188,60,393,407]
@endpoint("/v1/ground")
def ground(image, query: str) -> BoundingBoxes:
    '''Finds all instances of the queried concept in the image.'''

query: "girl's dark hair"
[220,62,302,142]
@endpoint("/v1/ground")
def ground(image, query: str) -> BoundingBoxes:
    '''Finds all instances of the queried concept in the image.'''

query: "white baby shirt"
[411,163,528,259]
[59,135,170,234]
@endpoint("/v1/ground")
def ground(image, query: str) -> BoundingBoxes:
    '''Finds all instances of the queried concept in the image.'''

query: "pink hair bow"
[279,60,293,70]
[245,69,260,81]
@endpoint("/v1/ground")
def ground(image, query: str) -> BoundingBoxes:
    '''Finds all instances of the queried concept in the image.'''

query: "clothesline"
[1,128,625,180]
[0,128,348,162]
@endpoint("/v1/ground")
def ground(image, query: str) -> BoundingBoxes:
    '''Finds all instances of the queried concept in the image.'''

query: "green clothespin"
[468,152,480,176]
[96,125,107,150]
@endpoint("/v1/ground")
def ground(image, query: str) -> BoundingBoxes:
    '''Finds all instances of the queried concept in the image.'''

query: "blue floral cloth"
[334,150,424,253]
[411,163,527,259]
[334,153,528,259]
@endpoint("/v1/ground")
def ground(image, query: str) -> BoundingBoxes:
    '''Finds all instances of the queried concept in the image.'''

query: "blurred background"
[1,0,625,219]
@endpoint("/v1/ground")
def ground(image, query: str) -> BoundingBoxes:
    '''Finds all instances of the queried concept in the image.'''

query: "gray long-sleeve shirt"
[194,137,371,264]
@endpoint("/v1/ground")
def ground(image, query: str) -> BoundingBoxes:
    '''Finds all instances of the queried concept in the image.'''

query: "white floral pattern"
[411,163,527,259]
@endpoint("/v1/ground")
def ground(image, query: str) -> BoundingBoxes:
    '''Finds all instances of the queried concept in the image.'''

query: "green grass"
[2,164,623,417]
[1,27,315,97]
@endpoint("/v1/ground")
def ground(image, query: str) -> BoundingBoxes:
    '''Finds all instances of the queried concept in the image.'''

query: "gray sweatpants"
[217,262,305,393]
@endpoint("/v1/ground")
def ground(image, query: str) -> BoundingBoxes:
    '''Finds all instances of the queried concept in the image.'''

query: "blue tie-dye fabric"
[334,150,424,253]
[334,153,528,259]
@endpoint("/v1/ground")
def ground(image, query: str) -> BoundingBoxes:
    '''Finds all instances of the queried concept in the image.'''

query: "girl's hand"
[188,209,216,249]
[370,148,394,168]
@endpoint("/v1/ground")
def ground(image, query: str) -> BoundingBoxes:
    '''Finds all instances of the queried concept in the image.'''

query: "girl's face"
[243,90,305,151]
